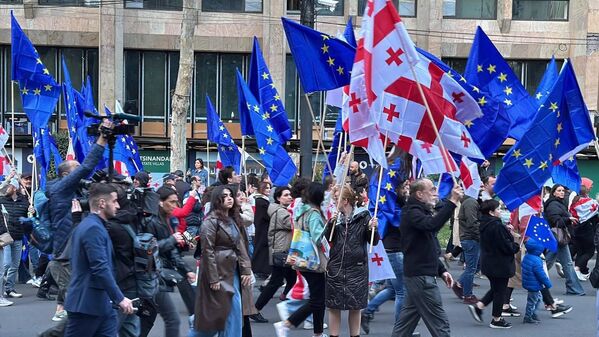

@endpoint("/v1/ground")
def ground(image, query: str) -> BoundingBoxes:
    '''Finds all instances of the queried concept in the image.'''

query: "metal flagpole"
[242,135,249,193]
[329,144,354,241]
[206,139,210,186]
[10,81,15,160]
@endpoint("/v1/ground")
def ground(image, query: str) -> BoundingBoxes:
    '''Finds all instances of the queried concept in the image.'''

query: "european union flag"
[533,56,558,107]
[33,127,62,189]
[525,216,557,252]
[464,27,537,141]
[323,114,343,181]
[11,13,61,130]
[112,135,143,175]
[368,158,404,238]
[418,47,510,158]
[248,37,292,142]
[206,95,241,173]
[343,18,357,48]
[495,60,594,210]
[281,17,355,93]
[552,156,581,193]
[236,70,297,186]
[61,56,90,162]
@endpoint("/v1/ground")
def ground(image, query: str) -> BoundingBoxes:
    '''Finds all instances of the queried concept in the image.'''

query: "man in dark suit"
[64,183,134,337]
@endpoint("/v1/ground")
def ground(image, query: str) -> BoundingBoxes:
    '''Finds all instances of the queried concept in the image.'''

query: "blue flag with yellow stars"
[113,135,143,176]
[11,12,61,130]
[368,158,405,239]
[525,216,557,253]
[206,94,241,173]
[495,60,594,210]
[418,47,510,159]
[236,70,297,186]
[464,27,537,141]
[248,37,292,142]
[33,127,62,189]
[552,156,581,193]
[533,56,559,108]
[281,17,354,93]
[343,18,357,48]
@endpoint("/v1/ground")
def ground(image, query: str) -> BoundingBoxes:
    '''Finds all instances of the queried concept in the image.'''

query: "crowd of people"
[0,122,598,337]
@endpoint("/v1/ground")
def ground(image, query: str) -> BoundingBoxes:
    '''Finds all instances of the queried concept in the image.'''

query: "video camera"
[85,111,140,138]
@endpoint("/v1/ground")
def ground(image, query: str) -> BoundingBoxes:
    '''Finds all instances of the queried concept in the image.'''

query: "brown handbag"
[551,227,571,247]
[0,212,13,248]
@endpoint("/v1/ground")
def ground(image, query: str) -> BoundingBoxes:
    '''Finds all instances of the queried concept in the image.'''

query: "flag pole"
[330,144,354,241]
[303,94,334,179]
[406,65,459,188]
[369,131,389,253]
[242,135,249,193]
[335,131,343,173]
[206,139,210,186]
[10,81,15,160]
[1,148,31,200]
[593,139,599,160]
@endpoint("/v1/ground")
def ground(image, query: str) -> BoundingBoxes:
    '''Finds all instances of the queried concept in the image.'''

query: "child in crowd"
[521,239,553,324]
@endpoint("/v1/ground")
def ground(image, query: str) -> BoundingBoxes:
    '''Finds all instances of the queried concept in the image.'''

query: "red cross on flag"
[397,135,458,175]
[570,197,599,223]
[368,241,395,282]
[457,157,482,199]
[114,160,129,177]
[0,155,11,176]
[65,138,76,161]
[0,126,9,149]
[358,0,484,160]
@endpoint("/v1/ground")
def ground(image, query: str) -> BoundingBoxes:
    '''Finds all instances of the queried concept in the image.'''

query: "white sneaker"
[554,298,564,305]
[303,322,328,330]
[575,270,588,282]
[0,298,13,307]
[31,277,41,288]
[26,278,34,285]
[273,321,289,337]
[555,262,565,278]
[276,302,289,321]
[52,310,68,322]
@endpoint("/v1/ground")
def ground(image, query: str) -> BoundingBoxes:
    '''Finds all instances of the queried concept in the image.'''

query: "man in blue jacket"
[46,119,113,322]
[64,183,134,337]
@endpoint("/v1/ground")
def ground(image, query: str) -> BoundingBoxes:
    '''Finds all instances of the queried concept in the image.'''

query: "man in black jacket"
[393,178,462,337]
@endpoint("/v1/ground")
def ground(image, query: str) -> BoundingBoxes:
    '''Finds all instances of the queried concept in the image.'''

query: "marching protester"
[543,184,586,295]
[568,179,599,281]
[190,158,209,191]
[251,182,273,283]
[392,179,462,337]
[468,199,520,329]
[325,186,379,337]
[63,183,134,337]
[193,185,253,337]
[521,238,554,325]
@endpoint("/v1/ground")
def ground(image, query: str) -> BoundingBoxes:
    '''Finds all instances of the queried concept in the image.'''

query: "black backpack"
[121,224,161,299]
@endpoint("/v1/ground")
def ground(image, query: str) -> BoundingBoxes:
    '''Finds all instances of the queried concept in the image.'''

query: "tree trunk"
[170,0,197,173]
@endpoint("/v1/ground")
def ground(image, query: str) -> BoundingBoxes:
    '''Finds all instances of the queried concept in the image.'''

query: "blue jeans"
[545,244,585,295]
[0,248,4,296]
[525,291,542,319]
[28,244,40,275]
[3,239,23,292]
[459,240,479,297]
[117,290,140,337]
[366,252,405,322]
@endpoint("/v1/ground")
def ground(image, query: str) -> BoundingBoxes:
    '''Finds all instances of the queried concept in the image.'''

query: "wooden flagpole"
[335,131,343,174]
[369,131,389,253]
[10,81,15,160]
[329,144,354,241]
[303,94,333,179]
[206,139,210,186]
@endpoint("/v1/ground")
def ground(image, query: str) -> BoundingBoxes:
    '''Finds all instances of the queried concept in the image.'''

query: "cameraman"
[46,119,114,322]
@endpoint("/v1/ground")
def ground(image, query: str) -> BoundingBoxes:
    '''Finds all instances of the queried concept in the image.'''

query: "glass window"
[285,54,298,130]
[124,51,141,116]
[219,54,245,121]
[513,0,568,21]
[39,0,98,7]
[443,0,496,19]
[358,0,416,17]
[316,0,343,16]
[0,0,22,4]
[124,0,182,10]
[287,0,300,12]
[85,49,99,107]
[142,52,166,119]
[202,0,262,13]
[442,58,467,74]
[194,53,217,121]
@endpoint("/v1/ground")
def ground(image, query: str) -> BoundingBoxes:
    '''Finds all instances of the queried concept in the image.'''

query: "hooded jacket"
[543,196,571,229]
[522,239,552,292]
[479,214,519,278]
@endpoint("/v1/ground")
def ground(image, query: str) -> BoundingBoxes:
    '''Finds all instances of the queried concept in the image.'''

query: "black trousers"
[139,291,180,337]
[570,234,595,274]
[480,277,508,318]
[254,265,296,310]
[287,271,325,334]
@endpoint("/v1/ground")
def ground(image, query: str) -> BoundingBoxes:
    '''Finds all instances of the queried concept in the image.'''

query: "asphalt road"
[1,259,596,337]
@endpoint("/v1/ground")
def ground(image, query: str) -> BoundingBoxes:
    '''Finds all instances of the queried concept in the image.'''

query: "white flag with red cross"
[65,138,76,161]
[0,155,12,176]
[458,157,482,199]
[114,160,129,177]
[397,135,457,175]
[0,126,9,149]
[368,241,396,282]
[358,0,484,160]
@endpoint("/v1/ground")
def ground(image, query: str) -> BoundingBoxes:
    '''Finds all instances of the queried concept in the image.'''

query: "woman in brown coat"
[193,185,253,337]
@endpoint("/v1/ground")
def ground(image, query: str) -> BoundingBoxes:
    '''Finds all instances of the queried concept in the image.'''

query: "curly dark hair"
[209,185,242,226]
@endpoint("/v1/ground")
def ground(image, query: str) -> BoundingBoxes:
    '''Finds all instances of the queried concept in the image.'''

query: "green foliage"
[46,130,70,180]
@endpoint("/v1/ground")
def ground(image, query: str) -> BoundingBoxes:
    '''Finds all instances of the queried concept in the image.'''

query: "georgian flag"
[397,135,457,175]
[358,0,484,160]
[66,138,76,161]
[570,197,599,223]
[114,160,129,177]
[368,241,396,282]
[0,126,9,149]
[458,157,482,199]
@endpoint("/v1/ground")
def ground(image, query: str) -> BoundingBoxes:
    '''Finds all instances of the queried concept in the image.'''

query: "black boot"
[37,274,56,301]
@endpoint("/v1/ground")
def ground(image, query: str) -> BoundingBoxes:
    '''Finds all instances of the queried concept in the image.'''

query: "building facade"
[0,0,597,161]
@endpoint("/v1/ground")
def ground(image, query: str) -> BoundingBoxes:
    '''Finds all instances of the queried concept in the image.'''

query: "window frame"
[358,0,417,18]
[442,0,497,20]
[512,0,569,22]
[201,0,263,13]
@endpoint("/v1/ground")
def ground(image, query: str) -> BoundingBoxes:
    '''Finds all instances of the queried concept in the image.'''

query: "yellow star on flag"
[270,104,278,112]
[270,83,276,89]
[336,66,344,75]
[274,93,280,101]
[20,87,29,95]
[44,84,53,91]
[327,56,335,66]
[36,58,42,64]
[478,96,487,106]
[321,34,330,40]
[321,44,329,53]
[557,123,563,133]
[266,137,273,145]
[503,86,512,96]
[497,72,507,82]
[262,72,269,80]
[266,125,273,132]
[554,138,560,148]
[539,161,548,171]
[503,98,512,106]
[549,102,558,112]
[447,71,454,78]
[246,102,251,109]
[253,105,260,112]
[512,149,522,159]
[535,92,543,100]
[219,125,225,131]
[388,170,396,178]
[477,65,483,73]
[523,158,534,168]
[43,68,50,75]
[459,76,467,83]
[464,120,474,128]
[379,195,387,204]
[259,147,266,155]
[487,64,496,74]
[385,183,393,191]
[262,112,270,120]
[33,88,41,95]
[471,85,480,93]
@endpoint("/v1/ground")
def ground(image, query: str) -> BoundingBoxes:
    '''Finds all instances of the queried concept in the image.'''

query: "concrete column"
[262,0,286,110]
[99,3,124,112]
